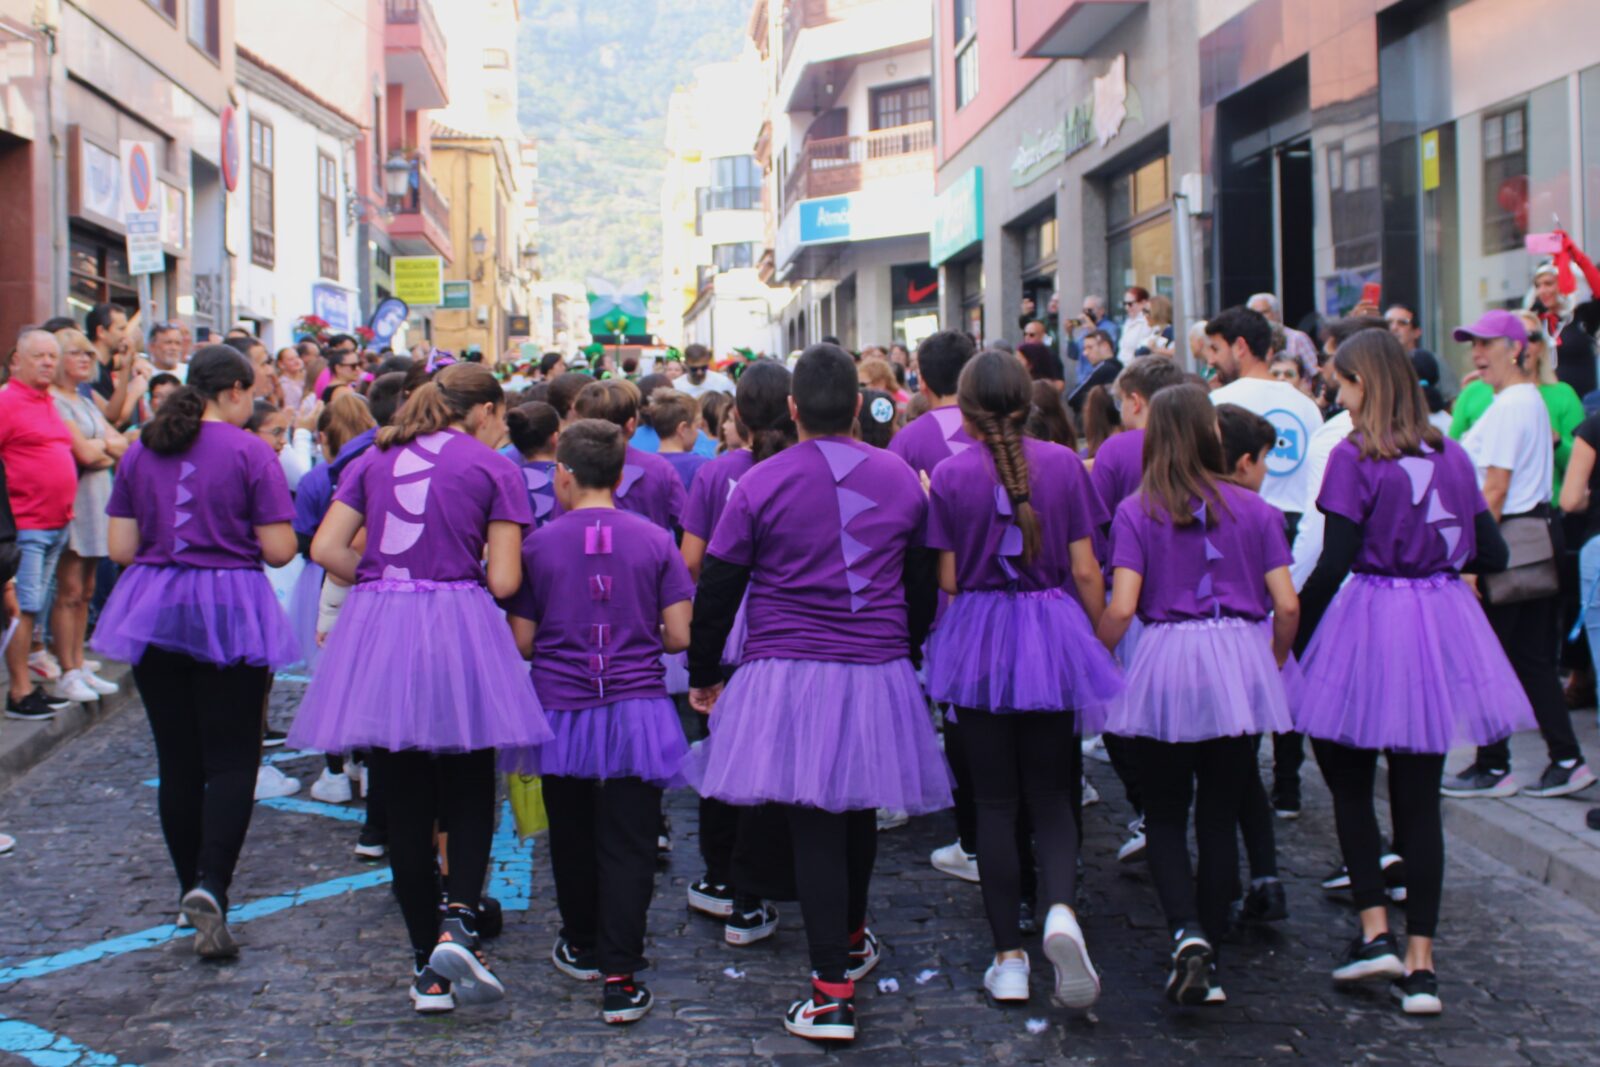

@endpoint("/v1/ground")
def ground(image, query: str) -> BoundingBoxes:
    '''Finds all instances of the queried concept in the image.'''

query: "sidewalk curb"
[0,663,137,795]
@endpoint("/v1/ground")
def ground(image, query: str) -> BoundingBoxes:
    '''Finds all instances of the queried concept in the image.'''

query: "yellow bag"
[507,774,548,838]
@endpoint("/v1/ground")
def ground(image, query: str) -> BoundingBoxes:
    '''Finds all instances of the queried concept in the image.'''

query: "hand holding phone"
[1361,282,1382,307]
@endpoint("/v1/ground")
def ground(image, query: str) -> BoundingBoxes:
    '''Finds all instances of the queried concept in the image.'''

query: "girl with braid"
[924,351,1123,1010]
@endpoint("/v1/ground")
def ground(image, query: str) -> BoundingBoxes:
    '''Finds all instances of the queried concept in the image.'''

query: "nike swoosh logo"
[907,280,938,304]
[801,1002,839,1020]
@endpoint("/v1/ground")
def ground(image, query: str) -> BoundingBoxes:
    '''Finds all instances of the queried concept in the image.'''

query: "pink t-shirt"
[0,381,78,529]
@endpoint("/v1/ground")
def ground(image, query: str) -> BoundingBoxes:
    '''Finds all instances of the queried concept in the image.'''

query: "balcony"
[388,161,454,262]
[386,0,449,110]
[782,121,932,206]
[776,0,930,112]
[1014,0,1145,58]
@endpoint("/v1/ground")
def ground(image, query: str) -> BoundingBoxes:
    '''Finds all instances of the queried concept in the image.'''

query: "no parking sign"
[119,140,163,275]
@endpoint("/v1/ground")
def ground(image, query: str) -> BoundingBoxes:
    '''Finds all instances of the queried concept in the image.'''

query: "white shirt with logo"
[1210,376,1326,515]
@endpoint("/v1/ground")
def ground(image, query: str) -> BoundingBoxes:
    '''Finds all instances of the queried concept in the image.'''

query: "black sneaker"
[687,877,735,918]
[1017,899,1039,936]
[1390,969,1442,1015]
[1271,783,1301,820]
[845,927,881,981]
[725,900,778,946]
[601,975,653,1024]
[1238,879,1288,924]
[5,688,62,721]
[657,813,672,864]
[427,910,504,1005]
[551,936,601,981]
[410,965,454,1014]
[1521,760,1597,799]
[181,886,237,959]
[477,895,502,941]
[1332,931,1404,983]
[354,825,387,860]
[1587,808,1600,831]
[262,728,288,749]
[1440,762,1517,798]
[784,981,856,1042]
[1165,930,1214,1006]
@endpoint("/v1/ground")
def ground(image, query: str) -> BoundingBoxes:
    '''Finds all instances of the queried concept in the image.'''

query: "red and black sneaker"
[784,978,856,1042]
[601,974,653,1024]
[845,927,881,981]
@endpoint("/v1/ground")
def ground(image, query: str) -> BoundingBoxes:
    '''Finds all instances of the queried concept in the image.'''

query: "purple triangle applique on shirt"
[837,487,877,527]
[1204,537,1224,562]
[998,524,1024,558]
[1398,456,1434,506]
[840,529,869,567]
[533,495,554,519]
[1438,524,1462,561]
[378,513,425,555]
[1192,499,1207,526]
[993,484,1013,518]
[815,440,867,483]
[172,536,190,555]
[1195,572,1214,600]
[1424,489,1455,525]
[998,556,1020,582]
[846,570,870,594]
[175,485,193,506]
[617,464,644,499]
[394,449,435,478]
[382,564,411,581]
[179,462,196,480]
[849,594,869,613]
[394,478,431,516]
[173,511,191,528]
[523,467,551,492]
[415,431,451,455]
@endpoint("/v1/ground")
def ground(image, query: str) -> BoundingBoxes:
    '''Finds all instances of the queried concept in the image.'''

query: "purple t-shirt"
[1091,428,1145,510]
[335,428,532,584]
[108,422,293,568]
[708,437,927,664]
[661,450,710,493]
[1317,437,1485,576]
[1110,481,1291,623]
[682,448,755,542]
[519,459,559,529]
[506,507,695,710]
[889,406,973,477]
[616,445,687,531]
[926,439,1105,594]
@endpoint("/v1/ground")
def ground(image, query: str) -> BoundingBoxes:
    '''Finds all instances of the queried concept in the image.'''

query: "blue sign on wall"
[799,196,855,243]
[312,283,355,330]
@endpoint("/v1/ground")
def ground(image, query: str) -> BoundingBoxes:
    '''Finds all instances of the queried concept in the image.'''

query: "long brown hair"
[1140,383,1228,527]
[377,362,503,449]
[957,350,1041,562]
[1334,328,1443,461]
[318,390,378,456]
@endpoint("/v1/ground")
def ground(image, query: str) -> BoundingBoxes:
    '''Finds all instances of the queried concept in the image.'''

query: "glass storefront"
[1107,154,1174,301]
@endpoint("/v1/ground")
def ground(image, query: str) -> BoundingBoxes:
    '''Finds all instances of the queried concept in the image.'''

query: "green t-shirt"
[1449,378,1585,502]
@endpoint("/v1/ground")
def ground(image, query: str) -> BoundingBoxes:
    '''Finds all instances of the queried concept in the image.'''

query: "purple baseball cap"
[1453,309,1528,345]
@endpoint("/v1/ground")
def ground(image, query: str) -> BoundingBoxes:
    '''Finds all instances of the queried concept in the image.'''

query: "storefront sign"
[441,280,472,309]
[1421,130,1440,192]
[1010,54,1133,188]
[931,167,984,266]
[799,196,854,243]
[393,256,443,306]
[312,283,357,330]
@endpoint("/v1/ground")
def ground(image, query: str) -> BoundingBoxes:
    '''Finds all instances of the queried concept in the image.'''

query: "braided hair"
[957,350,1041,563]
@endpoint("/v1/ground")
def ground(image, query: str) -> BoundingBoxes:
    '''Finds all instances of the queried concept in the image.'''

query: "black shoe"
[725,900,779,946]
[1017,899,1039,936]
[181,887,237,959]
[1332,931,1404,984]
[601,975,653,1024]
[410,965,454,1014]
[657,814,672,865]
[551,936,601,981]
[1587,808,1600,831]
[1320,864,1352,893]
[262,728,288,749]
[354,825,386,860]
[5,688,61,721]
[1381,853,1407,903]
[477,895,502,940]
[1522,760,1597,798]
[1440,762,1517,798]
[1238,879,1288,924]
[1390,969,1442,1015]
[1271,784,1301,820]
[427,910,504,1005]
[687,877,735,918]
[1165,930,1214,1006]
[784,981,856,1042]
[38,687,73,711]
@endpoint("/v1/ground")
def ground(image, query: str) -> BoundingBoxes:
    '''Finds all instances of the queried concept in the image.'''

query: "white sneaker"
[1081,735,1112,763]
[79,669,119,696]
[1081,778,1101,807]
[309,767,354,804]
[930,841,980,883]
[52,669,98,704]
[348,760,368,798]
[1042,904,1100,1009]
[254,764,301,800]
[983,953,1030,1002]
[0,832,14,855]
[82,658,102,674]
[1117,816,1147,863]
[876,808,909,831]
[27,649,61,682]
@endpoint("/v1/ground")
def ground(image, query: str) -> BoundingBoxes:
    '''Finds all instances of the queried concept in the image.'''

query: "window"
[1021,215,1058,273]
[318,152,339,279]
[249,116,275,268]
[1107,155,1170,228]
[871,81,931,130]
[188,0,219,59]
[954,0,978,109]
[68,231,138,311]
[1482,104,1528,254]
[712,242,757,271]
[710,156,760,210]
[483,48,510,69]
[146,0,176,20]
[1106,154,1174,302]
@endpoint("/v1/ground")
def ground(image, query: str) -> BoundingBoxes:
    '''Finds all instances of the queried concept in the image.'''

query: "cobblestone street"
[1,683,1597,1066]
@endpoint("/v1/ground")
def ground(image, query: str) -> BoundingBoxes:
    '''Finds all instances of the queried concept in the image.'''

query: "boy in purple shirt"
[888,329,977,478]
[647,387,711,491]
[573,379,686,532]
[501,419,694,1026]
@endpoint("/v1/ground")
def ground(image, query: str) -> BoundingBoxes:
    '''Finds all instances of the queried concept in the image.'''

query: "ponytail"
[957,351,1042,564]
[142,344,253,455]
[377,362,504,448]
[735,359,797,463]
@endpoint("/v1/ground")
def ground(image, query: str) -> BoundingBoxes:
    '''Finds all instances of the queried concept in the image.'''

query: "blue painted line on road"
[0,869,392,986]
[256,796,366,823]
[0,1014,141,1066]
[486,799,532,912]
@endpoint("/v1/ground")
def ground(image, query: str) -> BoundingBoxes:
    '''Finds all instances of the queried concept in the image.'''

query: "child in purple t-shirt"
[573,379,686,531]
[500,419,694,1026]
[924,351,1122,1011]
[288,364,551,1015]
[93,346,300,961]
[1097,383,1299,1008]
[647,387,711,492]
[507,399,561,529]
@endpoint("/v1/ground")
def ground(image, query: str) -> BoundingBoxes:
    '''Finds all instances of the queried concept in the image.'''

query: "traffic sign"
[120,140,163,275]
[221,106,240,193]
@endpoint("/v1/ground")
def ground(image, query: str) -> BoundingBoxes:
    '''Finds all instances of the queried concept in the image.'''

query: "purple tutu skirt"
[498,696,688,786]
[925,589,1122,732]
[286,560,325,671]
[1105,616,1291,742]
[1295,573,1535,753]
[91,564,300,669]
[287,580,551,754]
[684,657,953,814]
[662,651,689,695]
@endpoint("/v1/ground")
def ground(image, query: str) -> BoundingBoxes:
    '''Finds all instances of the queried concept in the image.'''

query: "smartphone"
[1361,282,1381,307]
[1525,232,1563,255]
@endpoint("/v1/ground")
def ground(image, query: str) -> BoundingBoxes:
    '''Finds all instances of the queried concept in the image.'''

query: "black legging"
[133,648,270,909]
[372,747,496,960]
[787,806,876,983]
[958,707,1080,951]
[944,711,1041,900]
[1238,737,1278,882]
[1128,734,1255,947]
[1313,740,1445,938]
[1480,591,1582,769]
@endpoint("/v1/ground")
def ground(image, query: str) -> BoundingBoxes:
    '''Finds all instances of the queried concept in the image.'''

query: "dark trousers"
[1103,731,1143,815]
[544,775,662,976]
[1238,736,1279,881]
[959,708,1081,951]
[1271,731,1306,801]
[945,711,1040,898]
[1481,594,1582,768]
[1130,734,1255,946]
[1313,741,1445,938]
[374,748,496,958]
[133,648,269,907]
[786,806,876,983]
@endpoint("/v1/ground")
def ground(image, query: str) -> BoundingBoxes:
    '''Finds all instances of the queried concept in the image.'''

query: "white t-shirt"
[1210,376,1327,515]
[1462,382,1553,515]
[679,370,735,399]
[1289,409,1353,590]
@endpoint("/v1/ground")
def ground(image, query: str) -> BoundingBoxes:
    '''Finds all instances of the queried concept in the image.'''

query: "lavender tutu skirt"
[499,696,688,787]
[91,564,300,669]
[925,589,1122,732]
[684,657,953,814]
[288,579,551,754]
[1105,616,1291,743]
[1295,573,1535,753]
[286,560,325,671]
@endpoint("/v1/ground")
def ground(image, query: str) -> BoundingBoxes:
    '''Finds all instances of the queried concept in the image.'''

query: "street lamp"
[471,228,489,257]
[382,152,413,200]
[519,243,539,273]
